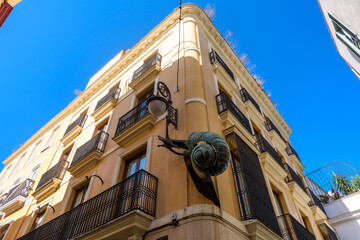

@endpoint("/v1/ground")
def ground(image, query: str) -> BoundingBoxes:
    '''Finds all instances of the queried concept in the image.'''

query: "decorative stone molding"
[287,182,311,206]
[91,98,117,121]
[259,152,288,183]
[32,179,61,203]
[0,196,26,216]
[67,151,103,177]
[60,125,82,146]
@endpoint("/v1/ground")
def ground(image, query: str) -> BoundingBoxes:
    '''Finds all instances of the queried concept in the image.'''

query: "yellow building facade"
[0,4,337,240]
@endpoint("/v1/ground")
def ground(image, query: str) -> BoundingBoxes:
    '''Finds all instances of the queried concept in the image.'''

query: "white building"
[317,0,360,80]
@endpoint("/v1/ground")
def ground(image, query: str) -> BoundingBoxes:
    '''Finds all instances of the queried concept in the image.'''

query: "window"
[123,151,146,179]
[28,164,41,180]
[10,177,20,190]
[70,184,88,209]
[25,141,42,165]
[42,126,60,151]
[272,190,287,215]
[132,88,154,124]
[29,209,46,232]
[329,12,360,58]
[60,146,73,162]
[0,224,9,240]
[94,119,109,137]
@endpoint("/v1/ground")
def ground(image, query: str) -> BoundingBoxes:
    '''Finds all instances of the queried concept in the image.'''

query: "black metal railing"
[132,53,162,82]
[264,117,283,139]
[70,131,109,168]
[35,160,69,191]
[226,133,281,237]
[285,142,301,161]
[318,223,338,240]
[115,97,152,136]
[0,179,35,208]
[240,88,261,113]
[284,164,307,193]
[255,134,284,169]
[307,188,326,214]
[63,114,87,136]
[209,51,235,81]
[18,170,158,240]
[94,86,121,111]
[216,92,252,134]
[277,214,316,240]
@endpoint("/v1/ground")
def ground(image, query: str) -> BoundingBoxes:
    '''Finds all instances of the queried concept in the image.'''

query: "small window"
[272,190,287,215]
[60,145,73,162]
[25,141,42,164]
[29,210,46,232]
[0,224,9,240]
[42,126,60,151]
[28,165,40,180]
[124,151,146,178]
[70,184,88,209]
[94,119,109,137]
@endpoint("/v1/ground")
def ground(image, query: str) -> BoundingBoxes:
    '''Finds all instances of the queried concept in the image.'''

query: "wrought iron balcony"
[264,117,283,139]
[277,214,316,240]
[240,88,261,113]
[0,179,34,215]
[68,131,108,176]
[115,97,152,136]
[285,142,301,161]
[94,86,121,112]
[318,223,339,240]
[18,170,158,240]
[307,188,326,214]
[255,134,284,169]
[63,114,87,137]
[209,51,235,81]
[216,92,252,134]
[284,163,307,193]
[132,53,162,83]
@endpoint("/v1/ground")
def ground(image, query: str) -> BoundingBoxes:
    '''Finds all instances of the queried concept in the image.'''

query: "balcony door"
[135,88,153,121]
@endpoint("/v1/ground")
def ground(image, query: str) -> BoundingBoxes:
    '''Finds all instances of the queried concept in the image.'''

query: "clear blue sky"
[0,0,359,174]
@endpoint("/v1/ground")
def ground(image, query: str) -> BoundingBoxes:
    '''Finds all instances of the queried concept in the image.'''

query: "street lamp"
[146,81,230,207]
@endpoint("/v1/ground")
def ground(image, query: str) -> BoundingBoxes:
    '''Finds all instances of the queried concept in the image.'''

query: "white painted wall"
[324,191,360,240]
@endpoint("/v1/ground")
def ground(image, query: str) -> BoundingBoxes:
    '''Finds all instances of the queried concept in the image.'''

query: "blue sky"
[0,0,359,174]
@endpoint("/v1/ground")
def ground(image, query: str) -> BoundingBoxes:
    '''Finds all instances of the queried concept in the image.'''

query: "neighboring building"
[0,4,337,240]
[323,191,360,240]
[0,0,22,28]
[317,0,360,80]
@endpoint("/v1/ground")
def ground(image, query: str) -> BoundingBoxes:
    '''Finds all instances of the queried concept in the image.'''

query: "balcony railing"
[132,53,162,82]
[264,117,283,139]
[240,88,261,113]
[209,51,235,81]
[284,163,307,192]
[0,179,34,208]
[63,114,87,136]
[318,223,338,240]
[35,160,68,191]
[285,142,301,161]
[18,170,158,240]
[94,86,121,112]
[115,97,152,136]
[216,92,252,134]
[307,188,326,214]
[277,214,316,240]
[70,131,109,168]
[255,134,284,169]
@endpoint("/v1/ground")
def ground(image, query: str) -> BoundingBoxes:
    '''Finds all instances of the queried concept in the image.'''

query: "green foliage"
[332,172,353,196]
[351,174,360,191]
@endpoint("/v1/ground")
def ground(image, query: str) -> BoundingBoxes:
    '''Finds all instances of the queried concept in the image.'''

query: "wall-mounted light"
[146,81,230,206]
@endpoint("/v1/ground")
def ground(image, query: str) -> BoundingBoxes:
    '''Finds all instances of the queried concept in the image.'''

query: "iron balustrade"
[255,134,284,169]
[318,223,338,240]
[63,114,87,136]
[226,133,281,237]
[0,179,34,208]
[284,163,307,192]
[216,92,252,134]
[277,214,316,240]
[307,188,326,214]
[115,97,152,136]
[94,86,121,111]
[132,53,162,82]
[35,160,69,191]
[70,131,109,168]
[18,170,158,240]
[264,117,283,140]
[285,142,301,161]
[240,88,261,113]
[209,51,235,81]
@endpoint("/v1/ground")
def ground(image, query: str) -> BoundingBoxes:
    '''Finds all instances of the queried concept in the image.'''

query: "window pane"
[139,155,146,171]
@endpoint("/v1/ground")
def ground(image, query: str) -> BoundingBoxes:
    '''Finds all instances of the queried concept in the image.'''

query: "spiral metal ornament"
[188,132,230,176]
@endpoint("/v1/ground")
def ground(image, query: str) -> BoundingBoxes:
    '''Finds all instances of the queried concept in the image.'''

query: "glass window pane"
[139,155,146,171]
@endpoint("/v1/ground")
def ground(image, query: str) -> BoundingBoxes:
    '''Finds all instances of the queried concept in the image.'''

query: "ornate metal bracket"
[85,175,104,185]
[37,204,55,214]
